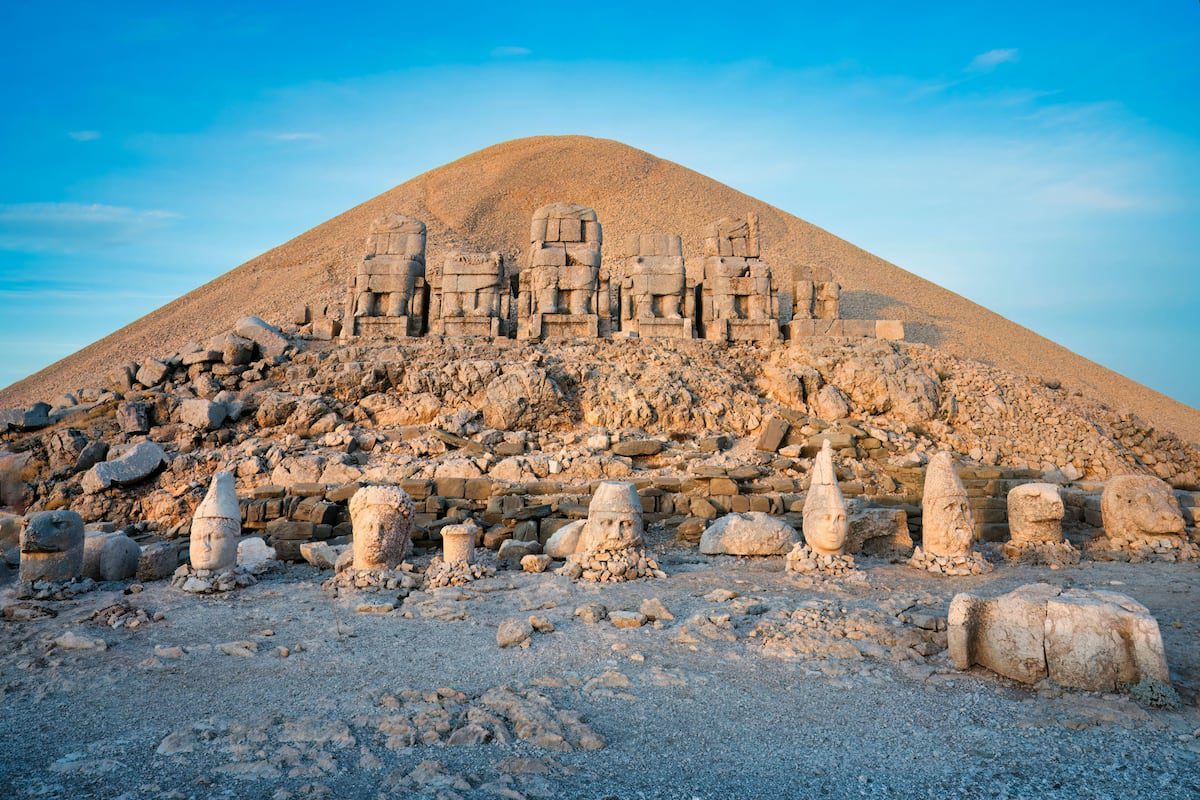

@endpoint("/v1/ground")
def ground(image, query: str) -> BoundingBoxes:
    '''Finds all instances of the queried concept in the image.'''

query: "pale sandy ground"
[2,535,1198,799]
[4,136,1197,441]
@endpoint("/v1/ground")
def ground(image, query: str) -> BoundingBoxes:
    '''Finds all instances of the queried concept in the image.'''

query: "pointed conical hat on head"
[194,471,240,521]
[804,441,845,516]
[923,451,967,503]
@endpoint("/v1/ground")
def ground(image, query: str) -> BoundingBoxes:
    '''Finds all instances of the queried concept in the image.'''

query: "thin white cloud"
[1037,181,1146,212]
[490,45,531,57]
[0,202,180,253]
[67,130,101,141]
[268,131,321,142]
[967,48,1019,72]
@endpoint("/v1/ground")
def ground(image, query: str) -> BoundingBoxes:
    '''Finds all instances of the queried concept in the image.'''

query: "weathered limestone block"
[116,400,151,434]
[345,214,429,338]
[82,532,140,581]
[1003,483,1078,564]
[1044,589,1171,691]
[847,508,913,554]
[190,471,240,571]
[19,510,85,582]
[431,250,509,337]
[545,519,585,558]
[136,360,170,388]
[792,265,840,321]
[700,213,779,342]
[699,512,798,556]
[81,441,168,494]
[441,520,479,564]
[350,485,415,570]
[180,398,227,431]
[949,583,1171,692]
[0,403,50,432]
[520,203,603,340]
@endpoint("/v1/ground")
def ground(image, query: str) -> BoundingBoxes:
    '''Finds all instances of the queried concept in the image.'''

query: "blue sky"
[2,2,1198,408]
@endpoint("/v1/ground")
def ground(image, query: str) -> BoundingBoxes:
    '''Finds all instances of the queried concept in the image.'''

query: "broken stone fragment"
[81,441,168,494]
[948,582,1171,692]
[610,439,664,457]
[81,532,140,581]
[610,611,646,629]
[699,512,798,556]
[0,403,50,432]
[234,315,290,358]
[496,617,533,648]
[19,510,85,582]
[179,398,227,431]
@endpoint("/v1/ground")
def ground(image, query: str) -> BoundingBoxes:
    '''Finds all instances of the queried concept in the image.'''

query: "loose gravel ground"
[2,551,1198,799]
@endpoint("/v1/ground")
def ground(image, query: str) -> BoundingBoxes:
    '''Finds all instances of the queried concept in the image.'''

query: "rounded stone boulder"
[699,512,799,556]
[82,532,141,581]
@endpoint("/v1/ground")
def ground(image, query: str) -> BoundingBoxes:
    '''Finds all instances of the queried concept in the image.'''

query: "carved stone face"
[580,481,644,553]
[803,441,848,556]
[1008,483,1065,545]
[350,485,415,571]
[191,471,240,571]
[19,510,84,582]
[190,518,238,571]
[1101,475,1185,541]
[922,453,975,557]
[926,496,974,556]
[804,503,848,556]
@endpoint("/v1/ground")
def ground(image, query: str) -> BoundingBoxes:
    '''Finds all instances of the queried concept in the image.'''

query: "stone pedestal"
[520,313,600,341]
[708,318,779,343]
[636,317,694,339]
[789,318,905,342]
[442,317,501,338]
[353,314,421,338]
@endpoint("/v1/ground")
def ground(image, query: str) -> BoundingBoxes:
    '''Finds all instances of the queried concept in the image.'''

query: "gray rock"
[137,541,185,580]
[544,519,585,558]
[81,441,168,494]
[496,617,533,648]
[699,512,799,556]
[234,316,290,358]
[75,439,109,473]
[82,532,141,581]
[179,398,227,431]
[116,401,151,434]
[19,510,85,582]
[136,359,170,387]
[497,538,541,566]
[0,403,50,432]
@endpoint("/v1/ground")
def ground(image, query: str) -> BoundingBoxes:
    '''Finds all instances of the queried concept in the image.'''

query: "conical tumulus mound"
[1,135,1196,439]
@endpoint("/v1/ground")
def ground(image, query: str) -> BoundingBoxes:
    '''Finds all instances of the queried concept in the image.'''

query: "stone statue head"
[349,485,415,570]
[19,509,84,582]
[1007,483,1065,545]
[580,481,644,553]
[190,471,240,571]
[922,452,975,557]
[1101,474,1185,541]
[803,441,848,556]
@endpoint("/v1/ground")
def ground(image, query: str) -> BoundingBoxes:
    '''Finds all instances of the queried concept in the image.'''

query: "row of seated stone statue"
[342,205,904,343]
